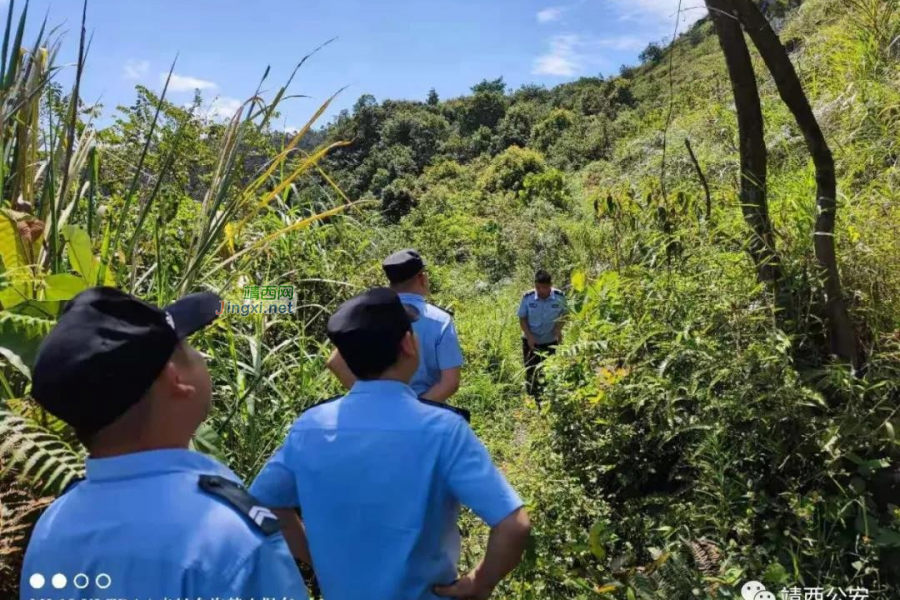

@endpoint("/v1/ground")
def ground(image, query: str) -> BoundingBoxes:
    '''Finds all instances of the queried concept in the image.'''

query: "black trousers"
[523,339,557,401]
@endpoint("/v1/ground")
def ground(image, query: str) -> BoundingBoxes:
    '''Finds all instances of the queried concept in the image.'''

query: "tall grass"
[0,0,357,504]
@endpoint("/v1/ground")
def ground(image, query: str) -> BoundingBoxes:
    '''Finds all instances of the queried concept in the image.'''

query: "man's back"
[251,380,522,600]
[22,449,306,600]
[398,293,463,395]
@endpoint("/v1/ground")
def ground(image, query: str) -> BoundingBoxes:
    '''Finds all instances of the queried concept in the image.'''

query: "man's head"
[326,287,420,383]
[382,249,429,295]
[534,269,553,299]
[32,287,222,451]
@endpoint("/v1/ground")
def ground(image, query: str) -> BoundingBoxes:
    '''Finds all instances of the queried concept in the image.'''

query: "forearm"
[272,508,313,566]
[326,349,356,390]
[473,508,531,593]
[422,368,461,403]
[553,321,564,341]
[519,318,533,341]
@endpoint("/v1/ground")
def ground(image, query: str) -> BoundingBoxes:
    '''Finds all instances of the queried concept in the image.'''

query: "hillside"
[290,0,900,596]
[1,0,899,598]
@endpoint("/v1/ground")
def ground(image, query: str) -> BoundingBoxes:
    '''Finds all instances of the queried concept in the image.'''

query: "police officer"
[518,269,566,402]
[251,287,531,600]
[326,249,463,403]
[21,287,309,600]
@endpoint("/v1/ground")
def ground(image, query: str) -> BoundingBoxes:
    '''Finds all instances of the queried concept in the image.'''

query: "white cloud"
[123,59,149,80]
[533,34,582,76]
[164,72,218,92]
[529,1,706,78]
[206,97,243,121]
[537,6,564,23]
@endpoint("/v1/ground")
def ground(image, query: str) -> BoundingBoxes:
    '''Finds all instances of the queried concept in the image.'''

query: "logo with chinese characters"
[215,285,297,316]
[741,580,871,600]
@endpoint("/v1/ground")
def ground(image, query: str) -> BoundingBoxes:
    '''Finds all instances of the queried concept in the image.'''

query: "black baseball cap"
[382,249,426,285]
[32,287,222,437]
[327,287,419,379]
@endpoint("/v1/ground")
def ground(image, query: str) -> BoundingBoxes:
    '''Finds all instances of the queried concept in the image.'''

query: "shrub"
[479,146,546,193]
[639,41,665,64]
[519,168,570,209]
[531,109,577,152]
[381,178,417,221]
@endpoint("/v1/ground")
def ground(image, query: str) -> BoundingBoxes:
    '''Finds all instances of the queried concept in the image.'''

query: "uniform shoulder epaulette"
[302,394,342,414]
[522,289,536,298]
[198,475,280,536]
[418,398,471,423]
[554,288,566,297]
[60,476,84,496]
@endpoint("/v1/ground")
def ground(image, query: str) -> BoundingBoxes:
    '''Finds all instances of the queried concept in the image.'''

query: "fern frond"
[0,485,52,592]
[0,310,55,336]
[0,309,55,370]
[0,407,84,495]
[687,538,722,577]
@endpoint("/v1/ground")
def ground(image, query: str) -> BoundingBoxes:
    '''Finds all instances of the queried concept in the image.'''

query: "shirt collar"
[398,292,426,305]
[86,448,234,483]
[349,379,418,398]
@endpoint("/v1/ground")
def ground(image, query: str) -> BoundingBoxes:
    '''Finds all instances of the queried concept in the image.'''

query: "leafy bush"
[479,146,546,193]
[381,178,418,222]
[531,109,577,153]
[639,42,665,64]
[519,169,570,209]
[460,90,507,134]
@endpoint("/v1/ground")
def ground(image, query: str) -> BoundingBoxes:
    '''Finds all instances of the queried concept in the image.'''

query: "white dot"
[73,573,89,589]
[96,573,112,589]
[28,574,45,589]
[52,573,67,589]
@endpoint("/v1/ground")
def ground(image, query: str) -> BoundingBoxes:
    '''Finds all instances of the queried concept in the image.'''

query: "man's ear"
[400,331,417,357]
[157,359,197,399]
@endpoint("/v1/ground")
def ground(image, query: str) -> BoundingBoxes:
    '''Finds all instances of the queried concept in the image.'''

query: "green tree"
[471,77,506,95]
[518,168,570,209]
[531,109,576,152]
[381,109,450,170]
[639,41,665,64]
[493,101,546,152]
[479,146,546,193]
[381,177,417,222]
[460,89,507,134]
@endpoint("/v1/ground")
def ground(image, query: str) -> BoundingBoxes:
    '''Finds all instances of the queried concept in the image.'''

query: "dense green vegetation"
[2,0,900,597]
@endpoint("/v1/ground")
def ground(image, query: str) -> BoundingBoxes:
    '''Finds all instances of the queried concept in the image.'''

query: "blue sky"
[15,0,705,130]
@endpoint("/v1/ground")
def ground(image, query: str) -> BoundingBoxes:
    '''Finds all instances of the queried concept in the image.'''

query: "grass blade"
[1,0,16,84]
[3,0,28,91]
[53,0,88,272]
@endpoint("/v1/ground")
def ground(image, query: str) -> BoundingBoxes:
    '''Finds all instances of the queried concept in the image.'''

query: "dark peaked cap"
[326,287,420,350]
[382,249,426,284]
[31,287,222,436]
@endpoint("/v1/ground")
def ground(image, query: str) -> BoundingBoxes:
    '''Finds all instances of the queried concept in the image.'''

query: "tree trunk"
[705,0,781,286]
[731,0,864,371]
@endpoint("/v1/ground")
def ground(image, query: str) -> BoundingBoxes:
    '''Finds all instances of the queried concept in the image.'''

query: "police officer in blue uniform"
[251,287,531,600]
[518,269,567,402]
[20,288,309,600]
[327,249,463,403]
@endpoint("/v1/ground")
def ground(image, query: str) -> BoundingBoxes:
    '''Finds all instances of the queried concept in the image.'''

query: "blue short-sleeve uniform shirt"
[250,380,523,600]
[517,288,567,345]
[20,449,308,600]
[399,293,464,395]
